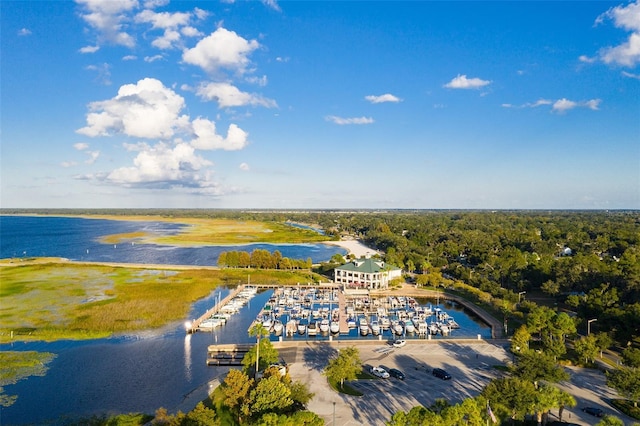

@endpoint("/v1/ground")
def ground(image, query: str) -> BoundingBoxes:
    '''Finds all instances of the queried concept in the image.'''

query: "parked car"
[432,368,451,380]
[582,407,604,417]
[392,339,406,348]
[388,368,405,380]
[370,366,390,379]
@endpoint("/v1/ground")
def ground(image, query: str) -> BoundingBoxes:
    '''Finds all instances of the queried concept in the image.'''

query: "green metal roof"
[335,258,400,273]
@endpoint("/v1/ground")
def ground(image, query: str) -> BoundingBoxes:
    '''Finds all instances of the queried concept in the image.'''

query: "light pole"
[587,318,597,336]
[518,291,526,303]
[333,401,336,426]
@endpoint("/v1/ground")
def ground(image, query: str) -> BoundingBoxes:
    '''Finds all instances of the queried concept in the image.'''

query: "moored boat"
[319,318,330,333]
[359,317,369,336]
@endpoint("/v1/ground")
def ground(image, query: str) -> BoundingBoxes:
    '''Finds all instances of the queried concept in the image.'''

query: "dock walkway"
[337,289,349,334]
[188,285,246,333]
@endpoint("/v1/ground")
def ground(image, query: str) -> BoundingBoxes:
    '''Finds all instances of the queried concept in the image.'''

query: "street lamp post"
[333,401,336,426]
[587,318,597,336]
[518,291,526,303]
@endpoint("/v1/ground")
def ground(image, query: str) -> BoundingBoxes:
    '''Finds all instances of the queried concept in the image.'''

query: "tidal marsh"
[0,261,323,343]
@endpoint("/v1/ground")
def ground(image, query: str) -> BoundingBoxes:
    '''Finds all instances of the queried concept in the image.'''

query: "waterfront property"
[333,258,402,290]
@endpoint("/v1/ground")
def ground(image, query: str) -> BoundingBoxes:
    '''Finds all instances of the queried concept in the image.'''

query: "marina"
[248,286,471,341]
[190,283,495,348]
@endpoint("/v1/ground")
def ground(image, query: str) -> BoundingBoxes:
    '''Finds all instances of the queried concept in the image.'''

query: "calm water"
[0,216,490,425]
[0,216,345,265]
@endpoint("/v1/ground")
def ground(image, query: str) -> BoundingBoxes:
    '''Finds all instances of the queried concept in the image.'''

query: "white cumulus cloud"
[182,27,260,75]
[593,0,640,67]
[79,45,100,53]
[107,141,216,192]
[191,118,249,151]
[552,98,601,113]
[325,115,375,125]
[503,98,600,113]
[77,77,190,139]
[239,162,250,171]
[74,142,90,150]
[196,82,277,108]
[18,28,32,36]
[75,0,138,48]
[444,74,491,89]
[365,94,402,103]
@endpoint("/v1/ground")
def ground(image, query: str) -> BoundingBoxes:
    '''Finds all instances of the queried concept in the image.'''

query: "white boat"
[370,320,381,335]
[319,318,330,333]
[272,320,284,335]
[439,324,450,335]
[359,317,369,336]
[392,320,404,335]
[380,316,391,329]
[198,318,223,330]
[417,321,428,335]
[297,319,308,335]
[429,322,439,335]
[330,320,340,334]
[446,318,460,329]
[347,317,357,328]
[286,319,298,336]
[307,321,318,336]
[404,319,415,334]
[261,317,273,330]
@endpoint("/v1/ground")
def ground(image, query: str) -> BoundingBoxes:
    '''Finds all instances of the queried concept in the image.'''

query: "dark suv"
[432,368,451,380]
[582,407,604,417]
[389,368,405,380]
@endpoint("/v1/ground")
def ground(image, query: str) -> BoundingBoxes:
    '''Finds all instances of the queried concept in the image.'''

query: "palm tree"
[249,322,269,378]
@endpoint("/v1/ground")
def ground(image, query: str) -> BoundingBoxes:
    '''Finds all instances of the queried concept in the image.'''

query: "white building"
[333,258,402,290]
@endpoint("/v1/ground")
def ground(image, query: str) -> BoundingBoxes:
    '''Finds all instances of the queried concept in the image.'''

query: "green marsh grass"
[0,262,324,343]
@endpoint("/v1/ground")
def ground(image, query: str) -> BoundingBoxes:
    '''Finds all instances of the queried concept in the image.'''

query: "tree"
[511,325,531,353]
[574,334,599,365]
[532,383,575,426]
[541,280,560,297]
[255,411,323,426]
[183,401,218,426]
[288,381,314,410]
[596,415,626,426]
[222,369,254,422]
[606,367,640,407]
[513,351,569,386]
[248,323,271,378]
[242,337,279,376]
[323,346,361,389]
[621,347,640,368]
[249,375,294,417]
[595,332,614,359]
[482,377,537,422]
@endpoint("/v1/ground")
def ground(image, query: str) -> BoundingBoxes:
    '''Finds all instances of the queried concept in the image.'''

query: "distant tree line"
[217,249,312,270]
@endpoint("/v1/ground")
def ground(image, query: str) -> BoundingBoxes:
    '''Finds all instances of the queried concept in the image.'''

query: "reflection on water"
[184,334,192,382]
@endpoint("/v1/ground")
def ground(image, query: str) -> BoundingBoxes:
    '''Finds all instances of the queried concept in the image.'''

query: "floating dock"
[206,344,253,366]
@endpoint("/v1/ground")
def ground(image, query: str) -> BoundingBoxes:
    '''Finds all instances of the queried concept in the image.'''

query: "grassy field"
[84,215,333,246]
[0,261,324,343]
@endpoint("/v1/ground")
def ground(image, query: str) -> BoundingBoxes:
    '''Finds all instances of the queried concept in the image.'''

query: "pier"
[187,285,248,333]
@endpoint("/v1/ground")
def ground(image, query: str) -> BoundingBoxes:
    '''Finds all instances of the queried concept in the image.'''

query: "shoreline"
[322,238,381,258]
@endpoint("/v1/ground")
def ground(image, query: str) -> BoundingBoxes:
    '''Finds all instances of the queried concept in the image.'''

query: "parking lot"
[285,340,511,425]
[283,340,634,426]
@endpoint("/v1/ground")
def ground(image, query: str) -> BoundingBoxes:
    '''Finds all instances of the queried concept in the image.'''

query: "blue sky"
[2,0,639,210]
